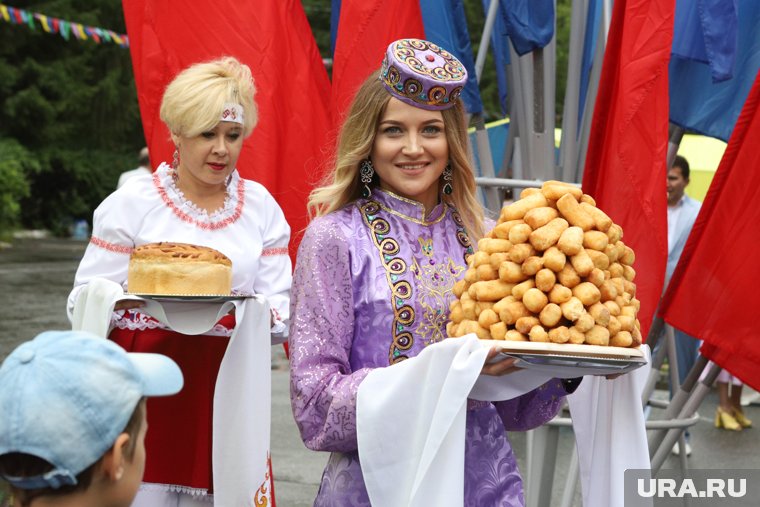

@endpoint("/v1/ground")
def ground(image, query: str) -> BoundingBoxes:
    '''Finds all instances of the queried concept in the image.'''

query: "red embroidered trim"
[261,247,288,257]
[154,171,245,230]
[90,236,133,254]
[253,454,273,506]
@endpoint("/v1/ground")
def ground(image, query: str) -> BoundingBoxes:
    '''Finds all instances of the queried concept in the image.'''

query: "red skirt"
[111,326,228,492]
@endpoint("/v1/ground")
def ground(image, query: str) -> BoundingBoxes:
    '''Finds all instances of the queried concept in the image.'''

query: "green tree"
[0,0,144,236]
[0,139,33,241]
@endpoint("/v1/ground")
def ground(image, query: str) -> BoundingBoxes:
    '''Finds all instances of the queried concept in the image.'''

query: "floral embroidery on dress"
[153,162,245,230]
[411,236,466,346]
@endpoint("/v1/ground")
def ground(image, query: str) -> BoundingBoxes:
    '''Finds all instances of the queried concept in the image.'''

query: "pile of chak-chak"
[447,181,641,348]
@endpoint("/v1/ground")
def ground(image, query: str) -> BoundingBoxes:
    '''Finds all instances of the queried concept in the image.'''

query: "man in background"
[117,147,150,189]
[666,154,702,456]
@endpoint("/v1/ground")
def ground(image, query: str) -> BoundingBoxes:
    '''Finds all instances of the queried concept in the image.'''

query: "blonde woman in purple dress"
[289,39,580,506]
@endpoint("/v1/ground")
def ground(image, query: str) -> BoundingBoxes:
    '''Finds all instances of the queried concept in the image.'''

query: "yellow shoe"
[715,407,742,431]
[732,408,753,428]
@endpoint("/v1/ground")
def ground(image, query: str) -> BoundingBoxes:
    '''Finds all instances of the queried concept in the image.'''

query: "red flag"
[122,0,332,260]
[661,70,760,391]
[582,0,675,341]
[331,1,425,119]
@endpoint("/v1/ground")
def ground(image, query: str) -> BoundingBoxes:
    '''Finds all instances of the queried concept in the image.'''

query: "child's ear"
[101,433,131,481]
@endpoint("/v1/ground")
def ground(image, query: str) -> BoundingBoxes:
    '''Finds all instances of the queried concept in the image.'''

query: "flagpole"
[650,360,720,473]
[508,43,530,183]
[560,0,588,183]
[575,0,608,182]
[472,0,503,213]
[474,0,500,82]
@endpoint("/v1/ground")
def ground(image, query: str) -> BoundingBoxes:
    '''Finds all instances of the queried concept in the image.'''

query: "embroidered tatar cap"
[379,38,468,111]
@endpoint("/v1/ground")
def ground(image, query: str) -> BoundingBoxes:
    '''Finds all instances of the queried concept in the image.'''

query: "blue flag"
[483,0,554,116]
[330,0,342,55]
[671,0,737,83]
[669,0,760,141]
[483,0,511,116]
[503,0,554,56]
[420,0,484,114]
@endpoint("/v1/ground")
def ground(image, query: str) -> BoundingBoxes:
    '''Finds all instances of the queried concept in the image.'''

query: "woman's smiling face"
[370,97,449,211]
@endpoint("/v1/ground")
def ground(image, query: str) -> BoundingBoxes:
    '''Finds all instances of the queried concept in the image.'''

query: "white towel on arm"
[70,278,125,337]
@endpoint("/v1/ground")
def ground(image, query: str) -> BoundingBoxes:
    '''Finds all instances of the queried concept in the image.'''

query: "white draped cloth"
[568,345,653,507]
[72,279,272,506]
[356,336,554,507]
[356,335,652,507]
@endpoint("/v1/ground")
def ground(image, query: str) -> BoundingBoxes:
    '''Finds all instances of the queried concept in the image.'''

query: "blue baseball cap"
[0,330,183,489]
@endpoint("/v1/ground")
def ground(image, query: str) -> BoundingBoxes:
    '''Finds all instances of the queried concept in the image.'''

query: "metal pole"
[651,361,721,473]
[575,0,607,182]
[475,0,501,82]
[560,0,588,183]
[647,355,711,457]
[667,124,685,169]
[508,42,531,175]
[473,116,504,212]
[475,176,580,188]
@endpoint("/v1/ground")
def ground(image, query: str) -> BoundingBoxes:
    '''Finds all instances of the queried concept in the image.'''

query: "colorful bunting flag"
[0,3,128,47]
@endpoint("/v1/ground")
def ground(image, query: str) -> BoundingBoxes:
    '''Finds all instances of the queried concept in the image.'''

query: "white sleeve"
[253,192,292,338]
[67,193,137,320]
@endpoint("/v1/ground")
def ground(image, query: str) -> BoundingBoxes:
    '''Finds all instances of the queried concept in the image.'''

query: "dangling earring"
[442,164,453,195]
[360,159,375,198]
[171,148,180,184]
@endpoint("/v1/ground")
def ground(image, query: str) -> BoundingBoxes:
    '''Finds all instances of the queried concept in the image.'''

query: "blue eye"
[383,126,402,135]
[422,125,442,134]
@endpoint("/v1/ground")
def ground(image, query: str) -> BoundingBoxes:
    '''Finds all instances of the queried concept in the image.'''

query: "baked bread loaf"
[127,242,232,295]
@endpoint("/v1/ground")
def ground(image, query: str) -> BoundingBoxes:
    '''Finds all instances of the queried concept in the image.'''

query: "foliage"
[0,139,32,239]
[0,0,144,235]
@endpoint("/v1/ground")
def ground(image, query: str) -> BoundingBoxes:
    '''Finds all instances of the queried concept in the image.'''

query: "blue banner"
[669,0,760,141]
[671,0,737,83]
[420,0,484,114]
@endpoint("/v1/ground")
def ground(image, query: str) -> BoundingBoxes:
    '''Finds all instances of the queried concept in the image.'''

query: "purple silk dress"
[289,189,569,507]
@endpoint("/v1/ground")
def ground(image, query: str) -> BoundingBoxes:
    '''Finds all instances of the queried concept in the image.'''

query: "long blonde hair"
[308,72,485,241]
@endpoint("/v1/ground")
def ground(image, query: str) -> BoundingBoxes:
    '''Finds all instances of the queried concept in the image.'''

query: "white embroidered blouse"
[68,162,292,336]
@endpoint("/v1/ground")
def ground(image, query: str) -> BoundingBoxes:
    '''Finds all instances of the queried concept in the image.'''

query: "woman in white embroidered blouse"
[67,56,291,506]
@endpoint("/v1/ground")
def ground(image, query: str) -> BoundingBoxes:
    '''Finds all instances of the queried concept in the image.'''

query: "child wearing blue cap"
[0,330,183,507]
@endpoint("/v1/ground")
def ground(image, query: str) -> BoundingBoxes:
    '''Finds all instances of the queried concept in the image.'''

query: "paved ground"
[1,236,758,506]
